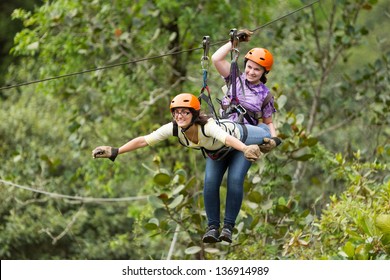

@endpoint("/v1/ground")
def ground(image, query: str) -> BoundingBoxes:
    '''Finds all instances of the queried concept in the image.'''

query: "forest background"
[0,0,389,260]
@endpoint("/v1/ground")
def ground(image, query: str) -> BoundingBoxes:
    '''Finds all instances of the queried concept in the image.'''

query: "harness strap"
[199,35,220,123]
[200,122,248,161]
[199,86,219,122]
[243,91,274,121]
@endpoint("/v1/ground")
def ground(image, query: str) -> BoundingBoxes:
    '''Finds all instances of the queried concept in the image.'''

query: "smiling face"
[245,59,266,85]
[172,108,193,128]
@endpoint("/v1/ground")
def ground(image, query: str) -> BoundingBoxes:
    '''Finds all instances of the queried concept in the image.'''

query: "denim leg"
[223,150,252,226]
[204,123,271,228]
[204,157,228,227]
[241,123,271,145]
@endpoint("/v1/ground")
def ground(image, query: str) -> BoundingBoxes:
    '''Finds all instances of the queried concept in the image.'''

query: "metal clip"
[201,36,210,70]
[229,29,238,48]
[235,104,247,115]
[229,29,240,62]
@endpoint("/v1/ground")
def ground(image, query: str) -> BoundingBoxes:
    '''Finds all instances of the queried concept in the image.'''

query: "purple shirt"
[220,73,276,124]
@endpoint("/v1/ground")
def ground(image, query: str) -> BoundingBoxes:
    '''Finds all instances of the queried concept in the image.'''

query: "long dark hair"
[190,109,210,126]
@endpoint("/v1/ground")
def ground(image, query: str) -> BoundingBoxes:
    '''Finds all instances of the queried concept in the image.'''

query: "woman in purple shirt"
[201,29,281,244]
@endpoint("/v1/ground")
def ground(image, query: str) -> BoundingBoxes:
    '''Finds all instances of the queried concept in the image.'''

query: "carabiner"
[229,29,240,63]
[230,29,238,47]
[201,36,210,70]
[235,104,247,115]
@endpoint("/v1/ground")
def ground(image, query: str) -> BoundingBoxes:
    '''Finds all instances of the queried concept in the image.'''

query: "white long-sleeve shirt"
[144,118,241,151]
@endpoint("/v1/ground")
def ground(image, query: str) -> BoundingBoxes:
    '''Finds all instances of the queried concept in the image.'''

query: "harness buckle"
[235,104,247,115]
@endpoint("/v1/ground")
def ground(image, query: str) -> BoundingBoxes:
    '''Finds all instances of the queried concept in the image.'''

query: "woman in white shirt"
[92,93,272,243]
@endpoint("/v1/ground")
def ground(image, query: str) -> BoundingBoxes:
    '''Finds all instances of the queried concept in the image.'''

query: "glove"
[259,137,282,153]
[243,145,261,162]
[237,29,253,42]
[92,146,119,162]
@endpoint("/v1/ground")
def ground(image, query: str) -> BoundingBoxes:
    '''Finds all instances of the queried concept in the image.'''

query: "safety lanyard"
[224,29,248,120]
[229,29,240,105]
[199,36,220,123]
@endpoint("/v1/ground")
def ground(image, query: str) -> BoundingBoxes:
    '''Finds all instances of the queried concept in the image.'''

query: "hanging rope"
[0,0,320,91]
[0,179,148,203]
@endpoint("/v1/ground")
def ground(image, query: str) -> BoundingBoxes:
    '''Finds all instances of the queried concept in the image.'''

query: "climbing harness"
[172,119,248,161]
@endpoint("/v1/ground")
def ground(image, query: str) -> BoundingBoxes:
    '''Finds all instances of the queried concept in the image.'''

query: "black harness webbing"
[172,121,248,161]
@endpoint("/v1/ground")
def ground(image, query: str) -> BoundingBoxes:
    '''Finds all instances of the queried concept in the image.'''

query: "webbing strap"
[199,85,219,122]
[230,61,239,105]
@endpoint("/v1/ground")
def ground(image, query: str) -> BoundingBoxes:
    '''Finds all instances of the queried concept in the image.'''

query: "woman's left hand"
[259,137,282,153]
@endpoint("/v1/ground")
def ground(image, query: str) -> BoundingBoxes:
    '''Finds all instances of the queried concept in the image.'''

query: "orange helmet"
[170,93,201,111]
[245,48,273,71]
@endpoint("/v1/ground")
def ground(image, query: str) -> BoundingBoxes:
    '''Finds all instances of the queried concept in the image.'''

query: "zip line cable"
[0,49,203,91]
[0,0,320,91]
[0,179,149,203]
[250,0,320,33]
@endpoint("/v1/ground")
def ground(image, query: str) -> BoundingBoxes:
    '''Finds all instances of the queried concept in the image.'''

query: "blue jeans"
[203,123,271,228]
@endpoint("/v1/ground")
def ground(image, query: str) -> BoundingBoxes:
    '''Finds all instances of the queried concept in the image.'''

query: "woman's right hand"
[92,146,119,162]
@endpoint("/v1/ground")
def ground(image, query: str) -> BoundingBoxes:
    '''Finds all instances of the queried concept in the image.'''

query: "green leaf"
[204,247,220,254]
[293,154,314,161]
[153,172,171,186]
[184,246,201,255]
[144,218,159,231]
[303,137,318,147]
[154,208,168,220]
[278,196,287,206]
[168,195,184,209]
[148,195,165,208]
[247,191,263,203]
[355,244,369,260]
[172,184,185,195]
[275,205,290,214]
[342,241,355,258]
[249,215,260,229]
[277,95,287,109]
[261,200,273,211]
[174,169,187,184]
[184,176,197,190]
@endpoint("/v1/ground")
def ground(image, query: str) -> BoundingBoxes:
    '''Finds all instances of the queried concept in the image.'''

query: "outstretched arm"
[225,134,246,151]
[92,136,148,161]
[225,135,261,162]
[118,136,148,154]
